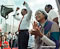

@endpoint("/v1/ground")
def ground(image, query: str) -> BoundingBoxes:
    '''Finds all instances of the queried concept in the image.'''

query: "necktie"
[18,16,24,32]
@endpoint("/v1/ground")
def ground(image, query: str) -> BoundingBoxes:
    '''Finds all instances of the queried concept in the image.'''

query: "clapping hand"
[31,21,40,36]
[30,21,43,37]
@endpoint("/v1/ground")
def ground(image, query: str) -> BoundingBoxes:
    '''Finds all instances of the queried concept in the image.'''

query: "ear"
[25,10,27,14]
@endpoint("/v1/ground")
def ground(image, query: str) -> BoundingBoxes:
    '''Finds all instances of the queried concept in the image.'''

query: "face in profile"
[35,12,45,22]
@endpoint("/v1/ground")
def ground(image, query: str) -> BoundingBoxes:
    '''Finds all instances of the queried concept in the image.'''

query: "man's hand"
[23,1,26,5]
[16,7,20,11]
[17,13,19,15]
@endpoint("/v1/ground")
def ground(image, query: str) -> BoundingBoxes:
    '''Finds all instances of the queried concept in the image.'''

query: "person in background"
[30,10,60,49]
[2,35,10,49]
[45,4,59,25]
[45,5,60,48]
[0,36,2,47]
[4,32,8,42]
[8,32,12,48]
[13,32,18,48]
[8,32,12,42]
[13,1,32,49]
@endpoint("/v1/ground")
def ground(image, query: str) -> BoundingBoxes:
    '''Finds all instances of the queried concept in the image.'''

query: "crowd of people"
[0,31,18,49]
[0,1,60,49]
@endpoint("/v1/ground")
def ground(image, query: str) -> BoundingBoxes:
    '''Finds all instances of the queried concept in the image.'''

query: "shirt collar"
[41,20,47,27]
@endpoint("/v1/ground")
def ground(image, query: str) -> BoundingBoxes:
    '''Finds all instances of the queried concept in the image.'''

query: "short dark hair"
[21,9,27,15]
[45,4,52,9]
[8,32,11,34]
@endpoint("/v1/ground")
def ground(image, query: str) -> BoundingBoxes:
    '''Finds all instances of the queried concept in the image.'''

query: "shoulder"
[49,9,58,16]
[51,21,59,32]
[49,9,55,13]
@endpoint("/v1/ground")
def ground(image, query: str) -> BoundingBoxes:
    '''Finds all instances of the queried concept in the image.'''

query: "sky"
[0,0,59,27]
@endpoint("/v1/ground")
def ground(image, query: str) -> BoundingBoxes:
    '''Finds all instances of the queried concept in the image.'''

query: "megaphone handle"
[5,15,8,19]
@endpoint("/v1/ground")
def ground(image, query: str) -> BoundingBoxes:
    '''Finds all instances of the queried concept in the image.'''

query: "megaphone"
[1,5,13,19]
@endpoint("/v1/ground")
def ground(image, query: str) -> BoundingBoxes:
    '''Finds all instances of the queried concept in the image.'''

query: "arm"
[23,1,32,20]
[50,22,60,49]
[13,11,21,21]
[30,21,56,46]
[30,29,56,46]
[53,17,59,25]
[48,10,59,24]
[41,35,56,46]
[13,7,21,21]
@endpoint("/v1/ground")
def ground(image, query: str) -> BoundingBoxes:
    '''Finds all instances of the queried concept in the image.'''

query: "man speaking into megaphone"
[13,1,32,49]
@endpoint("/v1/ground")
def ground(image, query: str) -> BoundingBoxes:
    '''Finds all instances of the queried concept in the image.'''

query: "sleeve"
[50,22,59,40]
[24,2,32,21]
[48,10,58,20]
[50,22,60,49]
[13,11,21,21]
[41,35,56,46]
[51,22,59,32]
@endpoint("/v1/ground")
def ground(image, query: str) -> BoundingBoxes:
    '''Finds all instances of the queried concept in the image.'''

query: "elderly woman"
[30,10,59,49]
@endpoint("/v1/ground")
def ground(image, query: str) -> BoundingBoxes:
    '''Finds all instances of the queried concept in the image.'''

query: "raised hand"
[16,7,20,11]
[17,13,19,15]
[23,1,26,5]
[23,1,25,5]
[33,21,38,30]
[31,21,40,35]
